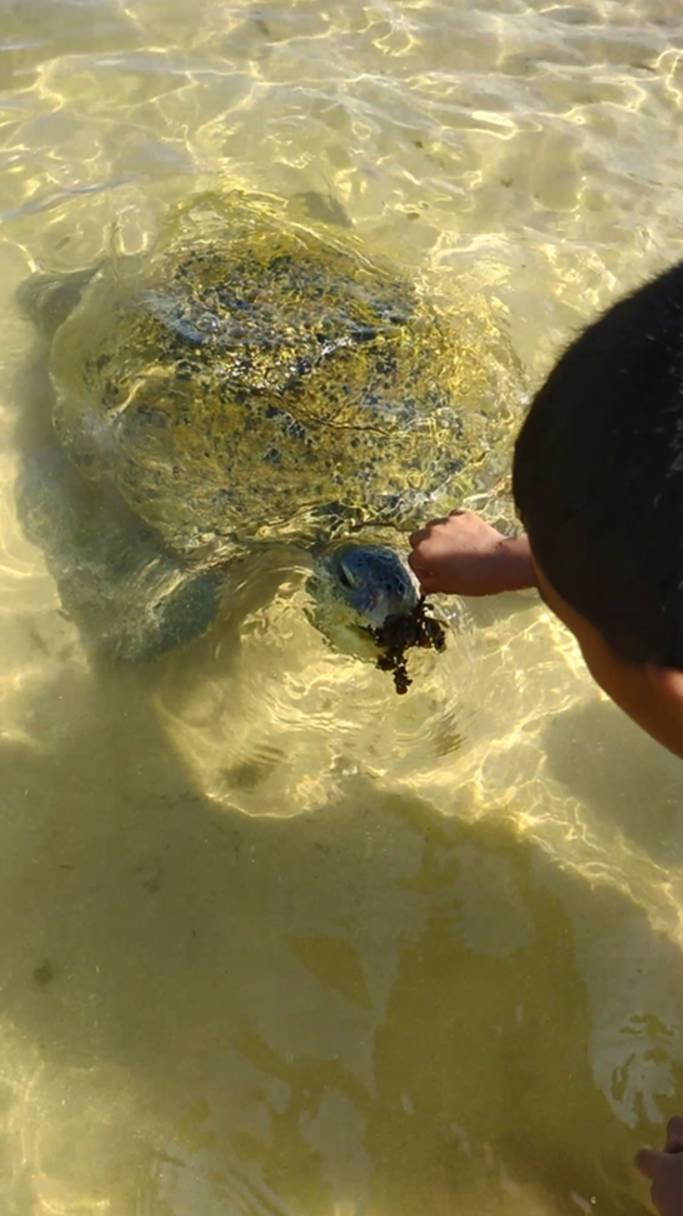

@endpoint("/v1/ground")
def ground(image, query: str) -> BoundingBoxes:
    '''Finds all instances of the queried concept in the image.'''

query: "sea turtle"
[16,192,521,667]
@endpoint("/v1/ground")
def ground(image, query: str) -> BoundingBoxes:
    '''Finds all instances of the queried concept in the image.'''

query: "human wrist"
[498,535,536,592]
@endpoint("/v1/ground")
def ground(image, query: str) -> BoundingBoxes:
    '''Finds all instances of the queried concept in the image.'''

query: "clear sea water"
[1,1,683,1213]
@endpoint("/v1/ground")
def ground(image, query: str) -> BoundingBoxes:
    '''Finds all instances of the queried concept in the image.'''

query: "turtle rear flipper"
[16,267,100,339]
[17,443,226,662]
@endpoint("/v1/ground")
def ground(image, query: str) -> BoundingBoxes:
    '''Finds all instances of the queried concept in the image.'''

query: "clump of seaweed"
[372,596,446,694]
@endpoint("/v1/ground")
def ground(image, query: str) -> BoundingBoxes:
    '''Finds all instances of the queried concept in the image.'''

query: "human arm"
[408,510,536,597]
[636,1118,683,1216]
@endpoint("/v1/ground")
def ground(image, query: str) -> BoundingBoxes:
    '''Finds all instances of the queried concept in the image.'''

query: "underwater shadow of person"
[0,664,676,1216]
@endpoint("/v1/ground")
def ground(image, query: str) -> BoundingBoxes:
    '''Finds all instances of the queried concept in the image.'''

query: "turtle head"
[324,543,418,628]
[307,542,418,656]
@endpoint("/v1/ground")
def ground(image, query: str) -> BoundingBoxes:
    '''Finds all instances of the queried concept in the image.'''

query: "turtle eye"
[337,561,357,590]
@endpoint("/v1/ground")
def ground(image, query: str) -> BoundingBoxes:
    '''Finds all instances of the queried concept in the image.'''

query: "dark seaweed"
[372,596,446,695]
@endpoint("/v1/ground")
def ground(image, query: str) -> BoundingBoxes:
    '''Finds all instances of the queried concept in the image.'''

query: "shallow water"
[1,1,683,1213]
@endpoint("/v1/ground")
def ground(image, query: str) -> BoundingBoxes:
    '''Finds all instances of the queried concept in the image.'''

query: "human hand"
[408,510,535,597]
[636,1117,683,1216]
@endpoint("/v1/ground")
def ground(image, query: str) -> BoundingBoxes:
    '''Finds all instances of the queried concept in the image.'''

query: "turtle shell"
[48,192,522,564]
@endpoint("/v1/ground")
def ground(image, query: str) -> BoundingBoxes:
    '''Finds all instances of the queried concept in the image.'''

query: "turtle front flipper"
[17,441,226,663]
